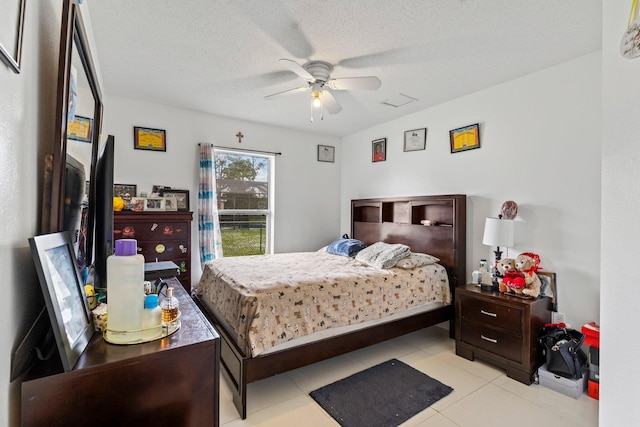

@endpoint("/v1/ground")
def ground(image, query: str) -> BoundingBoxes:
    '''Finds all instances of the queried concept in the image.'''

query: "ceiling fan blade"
[322,90,342,114]
[264,85,309,100]
[327,76,382,91]
[279,59,314,81]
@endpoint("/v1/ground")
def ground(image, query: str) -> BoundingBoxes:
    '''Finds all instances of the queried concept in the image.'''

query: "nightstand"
[455,284,552,384]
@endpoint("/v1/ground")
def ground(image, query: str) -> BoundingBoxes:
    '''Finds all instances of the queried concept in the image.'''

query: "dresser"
[114,211,193,292]
[22,280,220,426]
[455,284,552,384]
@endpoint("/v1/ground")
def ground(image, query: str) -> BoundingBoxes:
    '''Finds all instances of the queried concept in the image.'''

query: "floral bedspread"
[194,251,450,357]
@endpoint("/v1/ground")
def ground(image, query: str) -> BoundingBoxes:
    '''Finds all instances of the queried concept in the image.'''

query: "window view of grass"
[214,151,270,257]
[221,228,266,256]
[220,216,266,256]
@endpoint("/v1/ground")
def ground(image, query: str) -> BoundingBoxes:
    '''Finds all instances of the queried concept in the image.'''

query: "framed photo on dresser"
[161,189,189,212]
[28,232,94,372]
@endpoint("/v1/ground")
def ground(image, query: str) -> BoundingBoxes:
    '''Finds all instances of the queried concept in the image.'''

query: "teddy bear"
[514,253,542,297]
[497,258,525,293]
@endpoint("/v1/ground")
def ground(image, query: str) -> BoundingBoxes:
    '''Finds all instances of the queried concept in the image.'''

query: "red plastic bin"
[582,322,600,400]
[582,322,600,347]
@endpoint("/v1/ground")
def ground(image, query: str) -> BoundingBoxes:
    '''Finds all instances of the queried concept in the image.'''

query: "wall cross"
[236,131,244,143]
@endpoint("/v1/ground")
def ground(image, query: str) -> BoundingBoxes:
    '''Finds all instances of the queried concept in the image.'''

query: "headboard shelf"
[351,194,466,289]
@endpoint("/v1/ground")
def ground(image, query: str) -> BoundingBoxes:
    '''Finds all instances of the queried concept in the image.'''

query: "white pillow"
[395,253,440,269]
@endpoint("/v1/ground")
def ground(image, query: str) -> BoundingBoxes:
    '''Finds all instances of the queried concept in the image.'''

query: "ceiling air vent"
[381,94,418,108]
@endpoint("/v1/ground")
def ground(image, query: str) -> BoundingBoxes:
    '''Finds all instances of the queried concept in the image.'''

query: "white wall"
[0,1,63,426]
[341,53,602,330]
[601,2,640,425]
[102,96,341,284]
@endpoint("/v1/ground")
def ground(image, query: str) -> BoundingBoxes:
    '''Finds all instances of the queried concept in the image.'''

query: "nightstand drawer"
[459,295,522,334]
[460,320,522,362]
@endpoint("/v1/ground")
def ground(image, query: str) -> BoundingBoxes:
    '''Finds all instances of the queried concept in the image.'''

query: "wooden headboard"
[351,194,467,290]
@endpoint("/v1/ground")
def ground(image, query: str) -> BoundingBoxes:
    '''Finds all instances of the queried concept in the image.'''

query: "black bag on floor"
[540,324,587,379]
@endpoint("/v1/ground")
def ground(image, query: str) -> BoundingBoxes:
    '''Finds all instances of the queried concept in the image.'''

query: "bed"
[193,194,466,418]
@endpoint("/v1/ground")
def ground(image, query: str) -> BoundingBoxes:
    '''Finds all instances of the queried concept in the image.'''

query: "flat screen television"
[63,154,87,267]
[93,135,114,289]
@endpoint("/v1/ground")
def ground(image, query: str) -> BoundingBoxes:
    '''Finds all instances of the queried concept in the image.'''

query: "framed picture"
[134,126,166,152]
[372,138,386,162]
[67,116,93,143]
[0,0,26,73]
[164,197,178,211]
[152,185,171,195]
[449,123,481,153]
[317,145,335,163]
[144,197,165,211]
[113,184,137,200]
[131,197,146,212]
[161,189,189,212]
[28,232,94,372]
[404,128,427,152]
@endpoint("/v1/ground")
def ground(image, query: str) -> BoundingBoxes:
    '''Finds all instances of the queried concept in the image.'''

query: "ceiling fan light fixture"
[312,90,322,108]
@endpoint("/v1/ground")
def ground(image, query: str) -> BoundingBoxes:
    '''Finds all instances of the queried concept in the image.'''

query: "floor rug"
[309,358,453,427]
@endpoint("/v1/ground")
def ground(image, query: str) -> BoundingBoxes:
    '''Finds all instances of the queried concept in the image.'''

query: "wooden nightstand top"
[457,284,552,308]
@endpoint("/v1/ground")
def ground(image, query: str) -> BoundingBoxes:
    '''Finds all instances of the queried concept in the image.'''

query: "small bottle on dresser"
[160,287,180,325]
[142,294,163,340]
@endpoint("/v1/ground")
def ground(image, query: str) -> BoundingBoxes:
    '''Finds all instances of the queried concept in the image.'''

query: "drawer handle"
[480,309,497,318]
[481,335,498,344]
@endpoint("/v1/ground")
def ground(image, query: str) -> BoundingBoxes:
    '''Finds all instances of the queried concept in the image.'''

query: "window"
[213,149,274,256]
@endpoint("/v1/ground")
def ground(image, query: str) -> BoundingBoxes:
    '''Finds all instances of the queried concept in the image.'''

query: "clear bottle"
[105,239,145,344]
[476,259,487,284]
[160,287,180,325]
[142,294,163,341]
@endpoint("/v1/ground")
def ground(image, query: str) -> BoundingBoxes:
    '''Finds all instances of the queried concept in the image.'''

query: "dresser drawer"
[460,319,522,363]
[114,221,190,242]
[459,294,522,334]
[138,241,189,262]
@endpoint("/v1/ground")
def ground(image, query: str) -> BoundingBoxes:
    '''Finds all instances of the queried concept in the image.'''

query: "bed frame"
[193,194,466,419]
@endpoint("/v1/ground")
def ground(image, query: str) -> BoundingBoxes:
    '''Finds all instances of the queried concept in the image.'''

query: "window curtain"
[198,144,223,268]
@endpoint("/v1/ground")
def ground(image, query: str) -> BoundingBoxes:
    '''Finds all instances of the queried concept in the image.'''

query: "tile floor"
[219,326,598,426]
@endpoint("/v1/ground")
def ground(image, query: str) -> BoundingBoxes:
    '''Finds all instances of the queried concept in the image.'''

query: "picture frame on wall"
[403,128,427,152]
[160,189,190,212]
[317,145,335,163]
[67,116,93,143]
[134,126,166,152]
[28,232,94,372]
[449,123,481,153]
[0,0,26,73]
[372,138,386,162]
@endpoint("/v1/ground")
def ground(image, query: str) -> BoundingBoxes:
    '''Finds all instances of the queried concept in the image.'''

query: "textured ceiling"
[87,0,602,137]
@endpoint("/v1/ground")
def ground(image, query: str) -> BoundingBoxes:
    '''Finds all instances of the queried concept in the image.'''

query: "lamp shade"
[482,217,514,247]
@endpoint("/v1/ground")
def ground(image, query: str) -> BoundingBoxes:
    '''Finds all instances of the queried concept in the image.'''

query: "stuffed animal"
[515,253,542,297]
[497,258,525,293]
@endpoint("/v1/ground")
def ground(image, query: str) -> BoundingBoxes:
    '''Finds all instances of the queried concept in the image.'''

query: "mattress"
[194,250,450,357]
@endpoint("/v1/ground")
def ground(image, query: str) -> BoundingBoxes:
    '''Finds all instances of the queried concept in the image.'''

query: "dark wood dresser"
[22,280,219,426]
[455,284,552,384]
[114,211,193,292]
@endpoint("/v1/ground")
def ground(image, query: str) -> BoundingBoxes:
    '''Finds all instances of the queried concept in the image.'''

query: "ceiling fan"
[264,59,382,121]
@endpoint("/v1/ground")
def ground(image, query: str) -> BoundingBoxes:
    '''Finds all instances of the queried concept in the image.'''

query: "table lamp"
[483,215,514,288]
